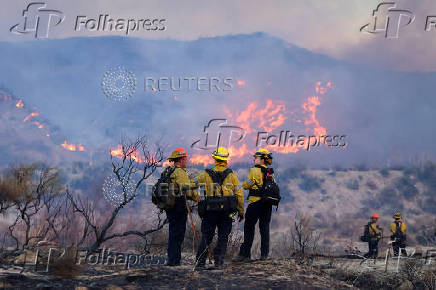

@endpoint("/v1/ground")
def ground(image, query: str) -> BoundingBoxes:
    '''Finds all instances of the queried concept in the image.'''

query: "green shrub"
[379,168,390,177]
[417,162,436,192]
[394,176,418,199]
[346,179,359,190]
[327,171,336,177]
[282,167,302,179]
[298,173,323,192]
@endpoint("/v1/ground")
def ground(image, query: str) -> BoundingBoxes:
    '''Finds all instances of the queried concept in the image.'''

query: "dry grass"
[49,247,84,279]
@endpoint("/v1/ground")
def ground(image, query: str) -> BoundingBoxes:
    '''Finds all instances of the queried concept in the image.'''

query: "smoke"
[0,33,435,168]
[338,0,436,72]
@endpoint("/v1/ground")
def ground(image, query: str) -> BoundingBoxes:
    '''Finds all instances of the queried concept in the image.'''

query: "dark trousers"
[239,201,272,258]
[392,237,407,256]
[364,240,379,258]
[196,211,233,266]
[166,198,187,265]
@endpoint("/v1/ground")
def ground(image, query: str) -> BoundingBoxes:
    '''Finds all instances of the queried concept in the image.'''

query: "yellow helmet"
[211,147,230,161]
[393,212,402,220]
[254,148,272,165]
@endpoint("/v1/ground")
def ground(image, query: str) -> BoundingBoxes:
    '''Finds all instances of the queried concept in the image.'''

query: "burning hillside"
[0,91,91,167]
[189,81,337,166]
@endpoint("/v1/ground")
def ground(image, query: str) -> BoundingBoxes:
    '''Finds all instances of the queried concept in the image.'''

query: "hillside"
[1,34,436,168]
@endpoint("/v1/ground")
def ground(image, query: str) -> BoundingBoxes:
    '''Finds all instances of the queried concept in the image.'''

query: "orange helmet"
[168,147,188,160]
[371,212,379,219]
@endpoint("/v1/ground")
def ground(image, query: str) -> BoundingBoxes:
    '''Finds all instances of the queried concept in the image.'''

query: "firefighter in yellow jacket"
[234,148,275,262]
[363,212,383,258]
[390,212,407,256]
[195,147,244,269]
[165,147,200,266]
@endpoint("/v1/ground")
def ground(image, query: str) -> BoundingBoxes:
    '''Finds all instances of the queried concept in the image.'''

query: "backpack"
[197,168,237,218]
[152,166,177,210]
[394,221,406,240]
[249,166,281,207]
[360,224,370,242]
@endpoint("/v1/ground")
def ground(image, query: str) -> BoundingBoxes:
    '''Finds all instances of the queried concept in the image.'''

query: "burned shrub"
[366,180,378,191]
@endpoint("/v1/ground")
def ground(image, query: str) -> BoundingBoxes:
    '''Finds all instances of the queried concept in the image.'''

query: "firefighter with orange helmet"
[165,147,199,266]
[363,212,383,258]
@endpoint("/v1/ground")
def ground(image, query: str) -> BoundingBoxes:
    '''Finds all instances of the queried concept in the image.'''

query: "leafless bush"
[66,135,167,252]
[134,219,169,255]
[291,212,321,255]
[182,213,201,255]
[0,163,65,252]
[401,258,436,289]
[225,230,243,260]
[423,268,436,290]
[271,232,293,258]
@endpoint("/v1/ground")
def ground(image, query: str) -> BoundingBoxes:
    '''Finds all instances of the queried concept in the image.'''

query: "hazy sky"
[1,0,436,71]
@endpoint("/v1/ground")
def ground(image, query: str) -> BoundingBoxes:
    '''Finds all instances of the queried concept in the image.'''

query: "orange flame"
[23,112,39,122]
[110,145,143,163]
[33,121,44,129]
[189,153,213,167]
[227,99,287,134]
[61,141,85,152]
[236,79,246,86]
[189,81,334,165]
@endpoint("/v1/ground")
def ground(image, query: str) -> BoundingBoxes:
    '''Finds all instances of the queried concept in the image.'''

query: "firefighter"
[390,212,407,256]
[363,212,383,259]
[195,147,244,269]
[234,149,275,262]
[165,147,199,266]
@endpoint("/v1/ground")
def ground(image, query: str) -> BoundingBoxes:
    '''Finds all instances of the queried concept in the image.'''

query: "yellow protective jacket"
[242,164,269,204]
[196,164,244,216]
[390,220,407,235]
[368,221,382,241]
[170,166,200,202]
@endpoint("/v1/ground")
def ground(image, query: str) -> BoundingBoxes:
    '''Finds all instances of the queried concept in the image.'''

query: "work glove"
[238,214,244,223]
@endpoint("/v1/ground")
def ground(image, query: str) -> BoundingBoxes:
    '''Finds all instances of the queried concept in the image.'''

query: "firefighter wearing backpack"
[164,147,199,266]
[390,212,407,256]
[194,147,244,269]
[363,212,383,259]
[234,149,279,262]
